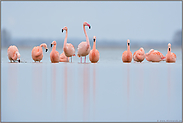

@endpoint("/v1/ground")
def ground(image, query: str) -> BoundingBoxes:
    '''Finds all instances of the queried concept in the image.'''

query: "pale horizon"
[1,1,182,44]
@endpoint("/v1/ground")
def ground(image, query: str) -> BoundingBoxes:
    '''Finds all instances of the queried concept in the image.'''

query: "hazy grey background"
[1,1,182,48]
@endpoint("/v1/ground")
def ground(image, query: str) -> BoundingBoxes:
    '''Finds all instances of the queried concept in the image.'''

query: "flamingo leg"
[81,57,82,63]
[67,57,69,62]
[71,57,72,62]
[84,56,86,63]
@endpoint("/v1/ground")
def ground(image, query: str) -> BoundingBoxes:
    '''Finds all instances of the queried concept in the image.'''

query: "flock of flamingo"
[7,22,176,63]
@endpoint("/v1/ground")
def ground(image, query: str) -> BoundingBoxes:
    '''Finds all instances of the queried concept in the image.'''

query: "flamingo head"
[140,47,145,52]
[93,36,96,42]
[83,22,91,29]
[62,26,68,33]
[127,39,130,46]
[168,43,171,51]
[16,51,20,63]
[51,41,57,47]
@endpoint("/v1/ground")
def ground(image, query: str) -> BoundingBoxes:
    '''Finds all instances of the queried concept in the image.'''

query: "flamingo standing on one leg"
[145,49,165,62]
[122,39,132,63]
[77,22,91,63]
[89,36,100,63]
[50,41,60,63]
[7,45,21,63]
[31,43,48,62]
[165,43,176,63]
[61,26,75,62]
[133,47,145,62]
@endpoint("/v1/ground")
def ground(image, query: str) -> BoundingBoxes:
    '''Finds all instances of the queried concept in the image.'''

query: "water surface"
[1,47,182,122]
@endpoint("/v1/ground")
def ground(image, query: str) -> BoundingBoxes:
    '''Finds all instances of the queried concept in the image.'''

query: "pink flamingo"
[77,22,91,63]
[165,43,176,63]
[50,41,60,63]
[133,47,145,62]
[122,39,132,63]
[62,26,75,62]
[145,49,165,62]
[89,36,100,63]
[7,45,20,63]
[59,51,69,62]
[31,43,48,62]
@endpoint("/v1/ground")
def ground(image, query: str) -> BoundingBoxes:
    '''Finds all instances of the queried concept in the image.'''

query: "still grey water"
[1,47,182,122]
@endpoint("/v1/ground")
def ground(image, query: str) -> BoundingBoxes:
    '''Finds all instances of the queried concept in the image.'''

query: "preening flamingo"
[133,47,145,62]
[7,45,21,63]
[31,43,48,62]
[59,51,69,62]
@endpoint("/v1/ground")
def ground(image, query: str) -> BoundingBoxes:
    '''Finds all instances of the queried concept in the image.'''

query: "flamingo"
[61,26,75,62]
[59,51,69,62]
[165,43,176,63]
[31,43,48,62]
[7,45,21,63]
[50,41,60,63]
[145,49,165,62]
[89,36,100,63]
[77,22,91,63]
[133,47,145,62]
[122,39,132,63]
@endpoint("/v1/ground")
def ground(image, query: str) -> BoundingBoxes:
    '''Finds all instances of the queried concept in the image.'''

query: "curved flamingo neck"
[64,30,68,48]
[83,25,89,45]
[52,45,56,51]
[40,44,45,49]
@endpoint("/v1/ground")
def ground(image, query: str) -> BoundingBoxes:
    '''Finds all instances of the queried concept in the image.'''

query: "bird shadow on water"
[92,64,96,121]
[32,64,43,101]
[51,64,57,107]
[8,64,18,102]
[64,63,68,120]
[83,64,90,121]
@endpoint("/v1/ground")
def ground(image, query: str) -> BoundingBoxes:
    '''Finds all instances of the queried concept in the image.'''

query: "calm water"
[1,47,182,122]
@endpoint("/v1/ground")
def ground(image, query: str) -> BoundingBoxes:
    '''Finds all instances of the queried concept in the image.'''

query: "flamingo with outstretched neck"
[89,36,100,63]
[133,47,145,62]
[31,43,48,62]
[7,45,21,63]
[145,49,165,62]
[50,41,60,63]
[122,39,132,63]
[77,22,91,63]
[165,43,176,63]
[61,26,75,62]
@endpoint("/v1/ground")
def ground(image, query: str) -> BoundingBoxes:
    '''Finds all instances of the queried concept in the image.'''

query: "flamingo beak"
[169,48,170,51]
[93,39,95,42]
[46,49,48,52]
[18,59,20,63]
[51,44,53,47]
[62,29,63,33]
[128,43,130,46]
[89,26,91,29]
